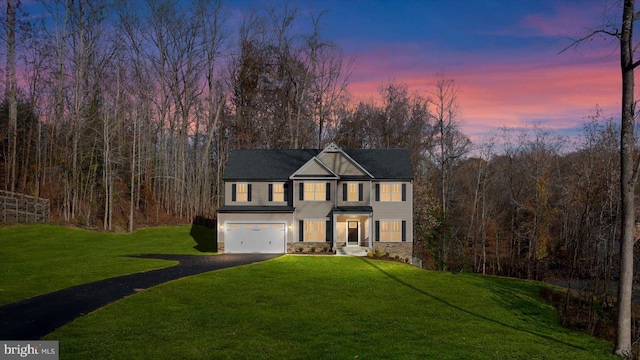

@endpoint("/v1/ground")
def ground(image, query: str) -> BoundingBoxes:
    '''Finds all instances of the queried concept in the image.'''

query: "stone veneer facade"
[287,242,332,253]
[372,242,413,262]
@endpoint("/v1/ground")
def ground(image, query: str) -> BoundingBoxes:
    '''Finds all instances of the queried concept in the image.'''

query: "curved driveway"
[0,253,280,340]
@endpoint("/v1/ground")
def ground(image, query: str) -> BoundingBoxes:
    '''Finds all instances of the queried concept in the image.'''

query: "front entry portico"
[332,208,372,251]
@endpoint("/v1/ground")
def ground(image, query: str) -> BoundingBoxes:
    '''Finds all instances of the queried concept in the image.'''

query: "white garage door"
[225,223,286,253]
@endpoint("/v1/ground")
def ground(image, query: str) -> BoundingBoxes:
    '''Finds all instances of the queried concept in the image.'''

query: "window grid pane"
[347,183,359,201]
[236,183,248,202]
[304,182,325,201]
[380,183,401,202]
[380,220,401,242]
[273,184,284,202]
[304,220,325,241]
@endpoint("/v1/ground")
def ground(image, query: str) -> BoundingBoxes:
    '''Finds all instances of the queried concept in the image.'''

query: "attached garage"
[224,223,286,254]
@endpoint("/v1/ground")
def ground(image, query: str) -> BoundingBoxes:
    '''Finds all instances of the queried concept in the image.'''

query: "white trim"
[368,213,373,249]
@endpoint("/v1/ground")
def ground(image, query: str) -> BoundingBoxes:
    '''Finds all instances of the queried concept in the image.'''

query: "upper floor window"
[232,183,251,202]
[303,182,326,201]
[380,183,402,202]
[269,183,285,202]
[344,183,363,202]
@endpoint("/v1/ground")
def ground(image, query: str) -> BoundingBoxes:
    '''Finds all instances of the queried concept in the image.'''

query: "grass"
[0,224,215,305]
[43,256,616,359]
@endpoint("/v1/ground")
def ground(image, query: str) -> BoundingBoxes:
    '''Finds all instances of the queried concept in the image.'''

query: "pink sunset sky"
[301,0,622,140]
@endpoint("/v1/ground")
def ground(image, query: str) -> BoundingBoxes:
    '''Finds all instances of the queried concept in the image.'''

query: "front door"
[347,221,359,246]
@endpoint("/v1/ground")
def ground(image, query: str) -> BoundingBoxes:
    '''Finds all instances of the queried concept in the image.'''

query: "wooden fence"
[0,190,50,224]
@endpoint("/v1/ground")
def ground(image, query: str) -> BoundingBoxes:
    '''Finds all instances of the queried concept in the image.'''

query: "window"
[234,183,249,202]
[380,183,402,202]
[304,220,325,242]
[304,182,326,201]
[347,183,359,201]
[380,221,402,241]
[271,183,284,202]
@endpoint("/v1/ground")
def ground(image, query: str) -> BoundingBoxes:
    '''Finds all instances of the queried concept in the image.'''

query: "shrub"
[310,246,316,253]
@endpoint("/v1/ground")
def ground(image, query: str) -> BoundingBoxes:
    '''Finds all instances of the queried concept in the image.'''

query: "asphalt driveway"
[0,253,280,340]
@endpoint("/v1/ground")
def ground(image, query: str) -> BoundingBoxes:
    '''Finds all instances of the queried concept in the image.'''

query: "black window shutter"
[375,184,380,201]
[231,184,237,202]
[375,221,380,242]
[326,220,332,242]
[268,184,273,202]
[299,220,304,242]
[358,183,363,201]
[402,184,407,201]
[402,221,407,242]
[247,184,252,202]
[299,182,304,201]
[342,183,347,201]
[326,183,331,200]
[284,183,289,202]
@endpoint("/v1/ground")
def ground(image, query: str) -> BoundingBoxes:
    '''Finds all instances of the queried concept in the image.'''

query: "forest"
[0,0,633,294]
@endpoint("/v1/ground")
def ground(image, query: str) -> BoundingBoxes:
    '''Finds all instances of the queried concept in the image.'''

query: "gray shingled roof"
[223,148,413,180]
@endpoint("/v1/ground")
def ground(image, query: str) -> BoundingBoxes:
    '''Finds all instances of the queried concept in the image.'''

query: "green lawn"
[44,256,615,359]
[0,224,215,305]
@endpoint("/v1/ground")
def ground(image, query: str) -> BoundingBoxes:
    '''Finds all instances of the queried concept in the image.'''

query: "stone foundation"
[287,242,332,254]
[218,243,224,253]
[373,242,413,263]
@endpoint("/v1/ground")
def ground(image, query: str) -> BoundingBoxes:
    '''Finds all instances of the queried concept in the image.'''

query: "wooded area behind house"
[0,0,633,292]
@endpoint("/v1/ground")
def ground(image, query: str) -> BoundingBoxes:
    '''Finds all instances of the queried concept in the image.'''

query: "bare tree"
[561,1,639,355]
[428,73,471,270]
[5,0,17,192]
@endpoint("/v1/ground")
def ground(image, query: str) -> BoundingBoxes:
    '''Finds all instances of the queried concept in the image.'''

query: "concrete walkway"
[0,253,280,340]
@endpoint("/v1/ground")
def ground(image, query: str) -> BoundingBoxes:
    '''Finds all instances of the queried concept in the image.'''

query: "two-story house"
[216,143,414,260]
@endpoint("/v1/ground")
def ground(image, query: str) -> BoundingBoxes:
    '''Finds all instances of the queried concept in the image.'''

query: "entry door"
[347,221,359,246]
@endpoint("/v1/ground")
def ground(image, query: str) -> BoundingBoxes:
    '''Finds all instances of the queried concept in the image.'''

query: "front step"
[335,247,369,257]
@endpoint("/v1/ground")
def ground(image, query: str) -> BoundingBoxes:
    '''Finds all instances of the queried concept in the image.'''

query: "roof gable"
[316,143,373,178]
[290,157,339,179]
